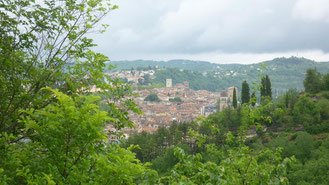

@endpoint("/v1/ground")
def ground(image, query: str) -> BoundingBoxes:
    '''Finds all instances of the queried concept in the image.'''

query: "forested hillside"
[111,57,329,93]
[110,59,218,72]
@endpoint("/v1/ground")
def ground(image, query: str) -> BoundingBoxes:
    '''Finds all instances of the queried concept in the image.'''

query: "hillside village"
[105,69,238,136]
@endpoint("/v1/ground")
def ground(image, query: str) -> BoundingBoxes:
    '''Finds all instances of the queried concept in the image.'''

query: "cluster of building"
[101,69,239,136]
[126,79,238,134]
[104,69,156,84]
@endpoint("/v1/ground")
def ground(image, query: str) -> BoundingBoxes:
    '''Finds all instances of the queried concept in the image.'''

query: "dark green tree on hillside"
[233,88,237,108]
[265,75,272,98]
[260,75,272,101]
[241,80,250,104]
[282,89,299,110]
[304,68,322,94]
[144,93,161,102]
[324,73,329,91]
[261,77,266,98]
[144,74,151,84]
[251,92,256,106]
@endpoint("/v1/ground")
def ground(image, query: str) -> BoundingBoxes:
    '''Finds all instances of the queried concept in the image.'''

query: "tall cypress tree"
[241,80,250,104]
[233,88,237,108]
[265,75,272,98]
[260,77,266,98]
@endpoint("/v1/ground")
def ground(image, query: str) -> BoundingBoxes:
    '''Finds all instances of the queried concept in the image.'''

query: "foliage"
[293,96,320,125]
[0,0,123,135]
[138,74,151,85]
[208,107,242,129]
[144,93,161,102]
[261,77,266,98]
[0,89,156,184]
[261,75,272,100]
[151,68,224,92]
[151,144,190,175]
[128,68,329,184]
[266,75,272,98]
[135,83,165,90]
[1,0,329,182]
[287,139,329,185]
[125,122,196,163]
[241,80,250,104]
[303,68,329,94]
[257,133,329,185]
[0,1,150,184]
[111,57,329,93]
[323,73,329,91]
[251,92,256,106]
[256,99,284,127]
[277,89,299,111]
[233,88,237,108]
[304,68,322,94]
[159,126,294,184]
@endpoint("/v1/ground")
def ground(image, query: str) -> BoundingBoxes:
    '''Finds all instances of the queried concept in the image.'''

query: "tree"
[233,88,237,108]
[138,78,144,85]
[304,68,322,94]
[322,73,329,91]
[241,80,250,104]
[0,1,149,183]
[159,127,293,184]
[144,74,151,85]
[265,75,272,98]
[1,88,156,184]
[293,96,320,125]
[260,75,272,101]
[144,93,161,102]
[251,92,256,106]
[260,77,266,98]
[0,0,140,137]
[279,88,299,112]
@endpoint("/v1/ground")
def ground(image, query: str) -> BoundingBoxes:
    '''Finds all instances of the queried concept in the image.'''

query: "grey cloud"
[92,0,329,61]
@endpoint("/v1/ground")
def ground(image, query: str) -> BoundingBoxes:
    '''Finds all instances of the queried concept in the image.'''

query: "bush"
[305,121,329,134]
[144,94,161,102]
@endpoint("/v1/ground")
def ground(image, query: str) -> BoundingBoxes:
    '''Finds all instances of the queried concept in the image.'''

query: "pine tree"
[241,80,250,104]
[233,88,237,108]
[265,75,272,98]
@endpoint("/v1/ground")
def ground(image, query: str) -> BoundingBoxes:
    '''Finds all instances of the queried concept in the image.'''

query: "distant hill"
[108,59,218,72]
[108,57,329,94]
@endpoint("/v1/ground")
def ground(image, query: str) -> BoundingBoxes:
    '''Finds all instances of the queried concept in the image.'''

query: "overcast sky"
[92,0,329,64]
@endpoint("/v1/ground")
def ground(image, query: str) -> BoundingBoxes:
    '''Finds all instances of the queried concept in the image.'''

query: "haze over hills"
[108,57,329,94]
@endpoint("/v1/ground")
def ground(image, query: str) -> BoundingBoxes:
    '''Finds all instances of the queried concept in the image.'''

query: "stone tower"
[166,79,172,88]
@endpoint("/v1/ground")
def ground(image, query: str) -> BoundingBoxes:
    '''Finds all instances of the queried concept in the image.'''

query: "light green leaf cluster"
[159,124,294,185]
[1,88,157,184]
[0,0,139,137]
